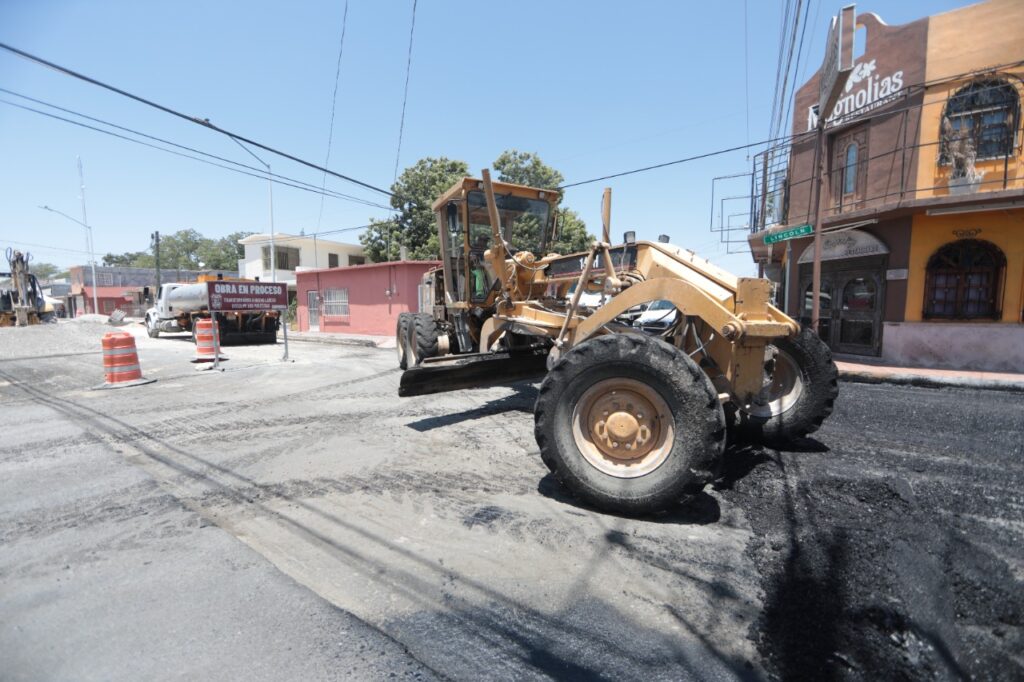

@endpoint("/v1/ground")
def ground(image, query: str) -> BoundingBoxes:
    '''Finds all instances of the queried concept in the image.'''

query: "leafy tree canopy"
[359,151,592,261]
[101,230,253,271]
[359,157,469,262]
[493,150,564,191]
[29,262,64,280]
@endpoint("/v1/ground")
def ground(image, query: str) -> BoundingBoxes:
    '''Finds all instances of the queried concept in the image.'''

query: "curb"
[838,369,1024,393]
[287,335,379,349]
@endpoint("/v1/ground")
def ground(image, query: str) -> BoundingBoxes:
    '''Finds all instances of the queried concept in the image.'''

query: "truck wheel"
[147,316,160,338]
[396,313,412,369]
[407,313,439,366]
[730,326,839,445]
[535,334,726,515]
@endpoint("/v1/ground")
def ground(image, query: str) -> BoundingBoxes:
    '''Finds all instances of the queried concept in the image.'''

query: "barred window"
[940,79,1019,163]
[322,288,349,316]
[924,240,1005,319]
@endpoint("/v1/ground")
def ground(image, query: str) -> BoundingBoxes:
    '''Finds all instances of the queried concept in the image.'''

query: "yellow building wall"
[905,210,1024,323]
[915,0,1024,200]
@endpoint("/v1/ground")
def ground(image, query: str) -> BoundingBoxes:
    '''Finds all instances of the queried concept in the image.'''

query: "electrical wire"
[0,41,395,198]
[316,0,351,231]
[0,92,393,210]
[392,0,417,183]
[0,238,92,255]
[558,133,811,189]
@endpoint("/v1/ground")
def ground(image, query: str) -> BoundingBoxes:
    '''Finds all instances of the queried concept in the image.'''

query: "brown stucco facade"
[748,0,1023,371]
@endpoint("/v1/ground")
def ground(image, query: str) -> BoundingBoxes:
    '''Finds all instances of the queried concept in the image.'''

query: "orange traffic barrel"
[192,318,227,363]
[93,331,156,390]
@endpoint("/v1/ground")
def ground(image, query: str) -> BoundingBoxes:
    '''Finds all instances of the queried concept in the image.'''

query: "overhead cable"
[316,0,352,231]
[0,92,392,210]
[392,0,418,183]
[0,41,395,197]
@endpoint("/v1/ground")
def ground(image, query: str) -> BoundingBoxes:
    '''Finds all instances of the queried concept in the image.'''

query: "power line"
[0,41,395,198]
[392,0,418,183]
[779,0,813,142]
[240,223,371,246]
[0,90,393,210]
[0,238,92,255]
[558,133,810,190]
[561,59,1024,192]
[316,0,352,231]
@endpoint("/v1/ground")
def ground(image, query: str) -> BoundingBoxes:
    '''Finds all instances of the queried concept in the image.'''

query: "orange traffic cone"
[93,331,156,390]
[191,318,227,363]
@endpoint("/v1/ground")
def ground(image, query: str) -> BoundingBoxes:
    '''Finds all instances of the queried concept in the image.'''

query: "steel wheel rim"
[571,378,674,479]
[743,346,804,418]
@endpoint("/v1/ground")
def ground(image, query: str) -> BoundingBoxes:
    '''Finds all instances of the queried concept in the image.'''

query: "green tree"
[493,150,564,190]
[158,229,205,269]
[197,231,253,270]
[493,149,593,254]
[102,251,153,267]
[359,157,469,261]
[551,208,592,254]
[30,262,62,280]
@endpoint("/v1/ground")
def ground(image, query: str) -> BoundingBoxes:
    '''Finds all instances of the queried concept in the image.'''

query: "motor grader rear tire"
[535,334,726,515]
[396,312,412,369]
[730,326,839,446]
[407,313,439,366]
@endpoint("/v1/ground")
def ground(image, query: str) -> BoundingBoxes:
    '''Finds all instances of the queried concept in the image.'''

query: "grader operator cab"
[397,171,838,514]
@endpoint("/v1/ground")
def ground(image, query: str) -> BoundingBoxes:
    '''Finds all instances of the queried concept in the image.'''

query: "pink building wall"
[295,261,440,336]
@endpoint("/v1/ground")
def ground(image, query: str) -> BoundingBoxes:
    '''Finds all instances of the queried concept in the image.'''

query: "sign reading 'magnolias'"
[207,281,288,312]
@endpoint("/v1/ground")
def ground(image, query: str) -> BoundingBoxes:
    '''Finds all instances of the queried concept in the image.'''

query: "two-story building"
[748,0,1023,372]
[237,233,366,298]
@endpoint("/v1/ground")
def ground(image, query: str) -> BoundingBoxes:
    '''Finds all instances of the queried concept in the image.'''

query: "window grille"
[940,79,1019,164]
[322,288,349,316]
[924,239,1005,319]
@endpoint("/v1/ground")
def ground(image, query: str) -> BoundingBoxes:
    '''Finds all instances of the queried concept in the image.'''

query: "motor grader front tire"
[407,313,440,366]
[730,326,839,446]
[535,334,726,515]
[396,312,412,369]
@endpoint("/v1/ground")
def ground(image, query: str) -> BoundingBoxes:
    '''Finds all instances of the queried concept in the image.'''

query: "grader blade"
[399,348,548,397]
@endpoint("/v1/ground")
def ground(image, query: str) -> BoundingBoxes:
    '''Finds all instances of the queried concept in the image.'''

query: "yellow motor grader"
[397,171,837,514]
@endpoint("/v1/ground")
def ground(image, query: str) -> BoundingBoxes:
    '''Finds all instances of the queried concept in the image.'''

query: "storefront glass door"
[802,270,884,356]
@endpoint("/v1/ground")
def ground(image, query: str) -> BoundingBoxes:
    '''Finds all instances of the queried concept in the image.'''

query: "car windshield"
[466,190,551,254]
[648,300,674,311]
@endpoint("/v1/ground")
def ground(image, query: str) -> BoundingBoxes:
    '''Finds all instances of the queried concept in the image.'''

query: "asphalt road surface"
[2,319,1021,680]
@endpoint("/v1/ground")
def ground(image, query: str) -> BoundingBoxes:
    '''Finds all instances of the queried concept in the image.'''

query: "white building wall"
[239,234,365,287]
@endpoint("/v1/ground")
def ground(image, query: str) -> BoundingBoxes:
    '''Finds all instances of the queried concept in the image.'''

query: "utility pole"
[809,5,855,335]
[77,156,99,315]
[152,231,161,296]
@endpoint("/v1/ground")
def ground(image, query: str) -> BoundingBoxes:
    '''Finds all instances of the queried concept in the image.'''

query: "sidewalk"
[286,330,395,349]
[284,330,1024,392]
[835,356,1024,393]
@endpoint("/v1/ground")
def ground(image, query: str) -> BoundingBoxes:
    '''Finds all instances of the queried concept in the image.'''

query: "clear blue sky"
[0,0,974,274]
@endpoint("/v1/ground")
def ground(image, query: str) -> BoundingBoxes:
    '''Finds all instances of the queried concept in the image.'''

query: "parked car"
[633,299,678,333]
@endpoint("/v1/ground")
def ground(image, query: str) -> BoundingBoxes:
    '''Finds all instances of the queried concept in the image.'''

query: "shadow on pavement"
[537,473,722,525]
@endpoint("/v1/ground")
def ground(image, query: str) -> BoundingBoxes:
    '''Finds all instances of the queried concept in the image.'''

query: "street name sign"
[764,224,813,245]
[207,281,288,312]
